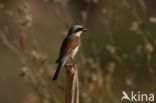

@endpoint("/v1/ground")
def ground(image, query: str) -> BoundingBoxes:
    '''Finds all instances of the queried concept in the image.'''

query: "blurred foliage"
[0,0,156,103]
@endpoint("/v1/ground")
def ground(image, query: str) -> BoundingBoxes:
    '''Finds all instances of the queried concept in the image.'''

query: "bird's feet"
[70,58,76,69]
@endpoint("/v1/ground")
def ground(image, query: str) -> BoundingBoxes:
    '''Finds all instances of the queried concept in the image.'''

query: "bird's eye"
[74,28,83,33]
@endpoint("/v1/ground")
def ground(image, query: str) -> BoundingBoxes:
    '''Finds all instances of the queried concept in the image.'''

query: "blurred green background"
[0,0,156,103]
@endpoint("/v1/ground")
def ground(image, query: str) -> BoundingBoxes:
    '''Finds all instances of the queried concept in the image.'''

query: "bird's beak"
[83,28,87,32]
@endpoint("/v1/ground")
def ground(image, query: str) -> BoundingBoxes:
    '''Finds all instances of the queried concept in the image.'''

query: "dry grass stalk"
[65,64,79,103]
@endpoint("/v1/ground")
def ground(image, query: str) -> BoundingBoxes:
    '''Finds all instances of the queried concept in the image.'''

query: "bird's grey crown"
[68,25,84,35]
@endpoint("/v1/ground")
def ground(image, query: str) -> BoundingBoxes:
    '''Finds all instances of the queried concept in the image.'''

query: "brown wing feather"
[56,36,80,63]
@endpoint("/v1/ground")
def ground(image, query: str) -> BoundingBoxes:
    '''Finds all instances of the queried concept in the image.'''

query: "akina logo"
[121,91,155,102]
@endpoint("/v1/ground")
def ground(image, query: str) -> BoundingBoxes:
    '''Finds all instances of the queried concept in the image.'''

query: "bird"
[53,25,87,80]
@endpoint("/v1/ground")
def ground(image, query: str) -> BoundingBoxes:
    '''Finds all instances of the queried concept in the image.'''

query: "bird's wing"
[56,36,80,63]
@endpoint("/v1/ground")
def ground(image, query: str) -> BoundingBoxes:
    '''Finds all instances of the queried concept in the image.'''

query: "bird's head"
[68,25,87,37]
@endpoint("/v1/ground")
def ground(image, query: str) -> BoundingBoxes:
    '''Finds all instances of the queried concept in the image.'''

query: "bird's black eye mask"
[74,28,84,33]
[68,27,86,35]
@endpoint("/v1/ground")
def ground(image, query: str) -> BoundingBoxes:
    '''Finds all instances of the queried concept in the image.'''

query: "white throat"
[74,31,82,37]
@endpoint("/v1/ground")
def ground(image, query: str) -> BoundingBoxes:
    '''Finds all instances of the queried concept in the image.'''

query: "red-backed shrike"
[53,25,87,80]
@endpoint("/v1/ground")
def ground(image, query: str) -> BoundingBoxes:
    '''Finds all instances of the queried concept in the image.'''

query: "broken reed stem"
[65,64,79,103]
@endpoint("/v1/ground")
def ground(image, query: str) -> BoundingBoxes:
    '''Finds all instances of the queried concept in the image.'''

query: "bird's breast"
[71,45,80,59]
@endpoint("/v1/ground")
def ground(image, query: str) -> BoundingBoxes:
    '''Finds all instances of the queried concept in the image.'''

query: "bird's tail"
[53,61,63,80]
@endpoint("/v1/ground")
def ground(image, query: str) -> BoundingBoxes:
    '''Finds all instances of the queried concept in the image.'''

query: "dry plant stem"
[65,64,79,103]
[0,32,27,65]
[123,0,156,78]
[51,3,71,28]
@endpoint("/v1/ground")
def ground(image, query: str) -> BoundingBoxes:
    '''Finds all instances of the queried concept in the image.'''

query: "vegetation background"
[0,0,156,103]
